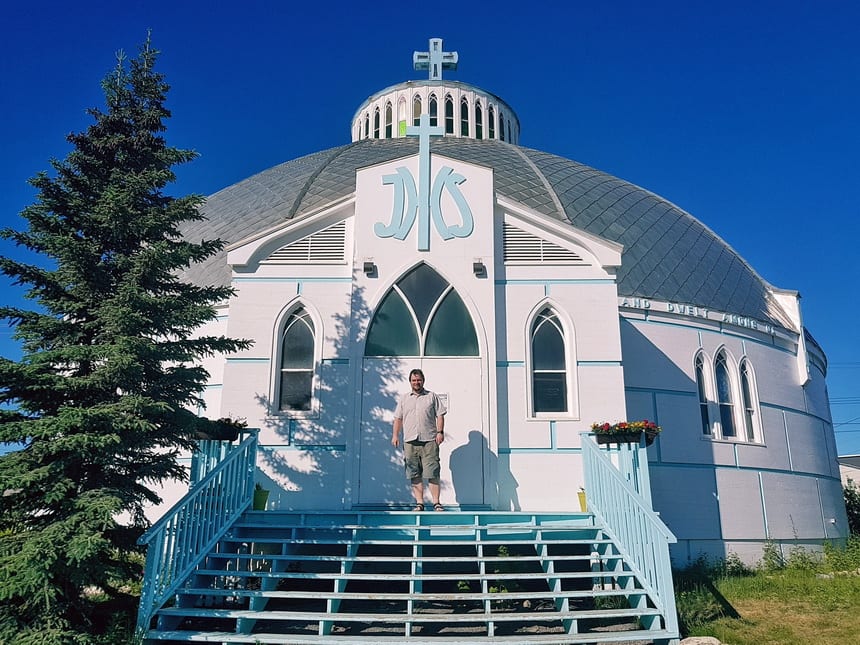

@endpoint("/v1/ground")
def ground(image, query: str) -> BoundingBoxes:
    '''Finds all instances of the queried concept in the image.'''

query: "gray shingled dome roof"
[180,137,794,330]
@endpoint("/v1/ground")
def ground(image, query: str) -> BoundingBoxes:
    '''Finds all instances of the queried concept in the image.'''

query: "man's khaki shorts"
[404,440,441,480]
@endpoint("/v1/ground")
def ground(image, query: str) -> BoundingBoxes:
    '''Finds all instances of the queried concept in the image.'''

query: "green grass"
[675,537,860,645]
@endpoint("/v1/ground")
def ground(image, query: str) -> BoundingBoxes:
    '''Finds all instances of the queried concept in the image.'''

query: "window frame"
[525,303,578,420]
[270,302,322,419]
[739,358,762,443]
[694,351,713,436]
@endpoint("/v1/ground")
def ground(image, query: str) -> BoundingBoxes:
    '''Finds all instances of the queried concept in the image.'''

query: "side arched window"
[429,93,438,126]
[740,359,759,442]
[695,352,711,435]
[365,264,478,357]
[488,105,496,139]
[530,308,568,414]
[373,108,380,138]
[475,101,484,139]
[278,307,315,412]
[364,113,370,139]
[715,351,736,438]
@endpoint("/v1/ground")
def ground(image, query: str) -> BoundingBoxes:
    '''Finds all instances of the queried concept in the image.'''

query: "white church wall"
[505,452,584,512]
[715,468,767,540]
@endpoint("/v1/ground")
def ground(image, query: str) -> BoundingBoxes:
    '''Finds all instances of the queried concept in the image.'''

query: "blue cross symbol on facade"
[374,113,474,251]
[413,38,458,81]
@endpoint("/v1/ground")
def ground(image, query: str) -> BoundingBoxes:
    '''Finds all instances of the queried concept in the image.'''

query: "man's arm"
[391,417,403,447]
[435,414,445,443]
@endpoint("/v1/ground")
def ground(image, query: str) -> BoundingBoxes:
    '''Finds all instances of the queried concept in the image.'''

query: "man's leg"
[428,478,441,506]
[411,477,425,506]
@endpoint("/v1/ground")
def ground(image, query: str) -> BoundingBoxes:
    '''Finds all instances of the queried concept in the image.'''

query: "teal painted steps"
[142,510,675,644]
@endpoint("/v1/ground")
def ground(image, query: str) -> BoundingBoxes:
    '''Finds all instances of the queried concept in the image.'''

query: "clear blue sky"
[2,1,858,453]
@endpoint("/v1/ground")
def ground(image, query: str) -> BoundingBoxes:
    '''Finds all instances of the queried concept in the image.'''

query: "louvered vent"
[503,223,586,263]
[263,221,346,264]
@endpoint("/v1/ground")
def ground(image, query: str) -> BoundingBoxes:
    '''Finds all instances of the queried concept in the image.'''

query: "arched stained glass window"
[373,108,380,138]
[740,360,757,442]
[715,351,736,438]
[460,97,469,136]
[475,101,483,139]
[488,105,496,139]
[279,308,315,411]
[445,95,454,134]
[364,113,370,139]
[499,115,506,142]
[695,353,711,435]
[426,290,478,356]
[365,264,478,357]
[531,308,567,413]
[429,93,438,126]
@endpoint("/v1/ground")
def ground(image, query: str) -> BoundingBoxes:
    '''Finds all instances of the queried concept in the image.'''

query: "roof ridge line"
[287,142,359,220]
[509,146,567,222]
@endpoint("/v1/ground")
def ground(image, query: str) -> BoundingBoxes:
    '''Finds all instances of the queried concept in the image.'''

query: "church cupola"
[350,38,520,144]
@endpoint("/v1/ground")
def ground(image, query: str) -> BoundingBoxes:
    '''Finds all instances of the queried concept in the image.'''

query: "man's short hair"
[409,368,425,379]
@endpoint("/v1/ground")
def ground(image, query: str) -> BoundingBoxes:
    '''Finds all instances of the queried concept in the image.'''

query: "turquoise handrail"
[581,433,679,639]
[134,429,258,641]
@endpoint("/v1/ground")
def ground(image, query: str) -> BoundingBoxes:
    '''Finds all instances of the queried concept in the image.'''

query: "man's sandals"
[412,503,445,512]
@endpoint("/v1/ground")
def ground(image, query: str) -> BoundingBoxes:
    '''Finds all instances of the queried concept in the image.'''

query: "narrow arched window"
[412,95,422,126]
[695,353,711,435]
[460,97,470,136]
[445,95,454,134]
[279,308,315,412]
[365,264,478,357]
[364,113,370,139]
[740,360,758,442]
[384,102,393,138]
[531,308,567,413]
[715,351,736,438]
[475,101,484,139]
[499,115,506,142]
[373,108,380,138]
[397,97,407,136]
[488,105,496,139]
[429,94,438,126]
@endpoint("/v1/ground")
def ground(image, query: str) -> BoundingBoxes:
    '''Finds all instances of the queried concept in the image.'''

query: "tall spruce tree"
[0,38,250,643]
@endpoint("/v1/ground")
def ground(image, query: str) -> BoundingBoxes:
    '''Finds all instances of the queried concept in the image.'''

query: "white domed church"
[177,39,846,565]
[136,37,850,644]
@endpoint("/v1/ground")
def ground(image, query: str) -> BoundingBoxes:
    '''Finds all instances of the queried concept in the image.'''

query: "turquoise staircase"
[136,433,680,644]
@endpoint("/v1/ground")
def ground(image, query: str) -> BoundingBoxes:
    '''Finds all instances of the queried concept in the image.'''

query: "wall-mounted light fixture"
[363,260,376,276]
[472,259,485,277]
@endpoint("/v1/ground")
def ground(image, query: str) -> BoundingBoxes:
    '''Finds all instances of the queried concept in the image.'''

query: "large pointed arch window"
[365,264,478,357]
[715,350,736,438]
[530,308,568,414]
[278,307,316,413]
[695,352,711,435]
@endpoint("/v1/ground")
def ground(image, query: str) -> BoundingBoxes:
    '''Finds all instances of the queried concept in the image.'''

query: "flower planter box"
[594,431,657,446]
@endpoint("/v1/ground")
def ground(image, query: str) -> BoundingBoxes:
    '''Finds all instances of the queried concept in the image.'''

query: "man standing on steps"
[391,368,447,511]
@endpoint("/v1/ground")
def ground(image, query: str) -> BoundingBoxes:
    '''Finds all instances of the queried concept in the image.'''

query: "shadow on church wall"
[250,283,409,509]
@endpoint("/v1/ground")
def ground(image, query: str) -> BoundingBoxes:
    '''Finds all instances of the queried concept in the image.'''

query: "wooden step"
[146,628,671,643]
[176,587,646,603]
[191,568,638,583]
[156,605,661,623]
